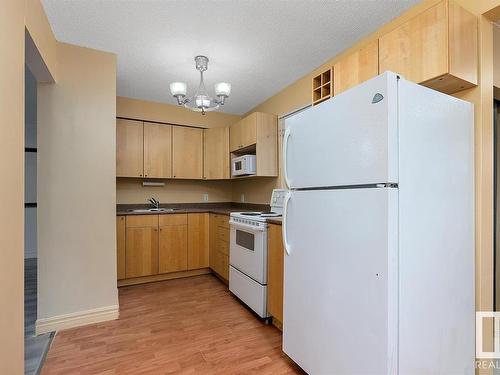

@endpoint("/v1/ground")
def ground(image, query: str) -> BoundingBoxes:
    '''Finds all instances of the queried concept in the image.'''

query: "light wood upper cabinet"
[240,113,257,149]
[187,213,209,270]
[203,127,229,179]
[125,215,159,278]
[116,119,144,177]
[116,216,126,280]
[255,112,278,177]
[229,112,278,177]
[172,126,203,179]
[230,114,258,152]
[379,0,477,94]
[159,216,188,274]
[267,223,284,324]
[144,123,172,179]
[229,121,242,152]
[334,40,379,95]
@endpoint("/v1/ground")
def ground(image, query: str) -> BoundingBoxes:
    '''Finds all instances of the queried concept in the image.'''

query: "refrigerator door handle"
[282,191,292,255]
[283,127,291,189]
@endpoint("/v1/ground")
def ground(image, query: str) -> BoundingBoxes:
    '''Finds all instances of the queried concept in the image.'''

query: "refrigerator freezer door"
[284,72,398,189]
[283,188,398,374]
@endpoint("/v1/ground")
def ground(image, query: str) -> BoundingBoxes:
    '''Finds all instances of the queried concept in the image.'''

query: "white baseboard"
[36,304,119,335]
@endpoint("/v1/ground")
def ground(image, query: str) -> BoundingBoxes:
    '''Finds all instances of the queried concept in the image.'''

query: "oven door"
[229,220,267,284]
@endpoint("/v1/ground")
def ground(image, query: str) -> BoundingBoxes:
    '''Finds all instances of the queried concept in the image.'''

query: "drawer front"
[217,226,229,243]
[229,265,267,317]
[126,215,158,228]
[211,250,229,280]
[221,253,229,280]
[215,214,229,229]
[159,213,188,226]
[218,238,229,256]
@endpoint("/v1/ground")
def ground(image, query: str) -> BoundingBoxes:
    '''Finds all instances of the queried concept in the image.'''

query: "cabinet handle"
[153,228,158,232]
[139,174,143,177]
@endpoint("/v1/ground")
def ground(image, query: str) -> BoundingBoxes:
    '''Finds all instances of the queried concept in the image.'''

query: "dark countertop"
[266,217,282,226]
[117,202,270,217]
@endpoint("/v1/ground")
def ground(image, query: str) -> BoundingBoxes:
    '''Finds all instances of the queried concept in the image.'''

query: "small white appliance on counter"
[231,154,256,177]
[282,72,474,374]
[228,189,287,318]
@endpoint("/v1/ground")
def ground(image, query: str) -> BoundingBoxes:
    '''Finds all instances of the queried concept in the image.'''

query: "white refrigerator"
[282,72,474,374]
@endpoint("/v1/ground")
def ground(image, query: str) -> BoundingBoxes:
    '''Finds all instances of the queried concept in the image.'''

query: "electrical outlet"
[241,194,245,203]
[203,193,208,202]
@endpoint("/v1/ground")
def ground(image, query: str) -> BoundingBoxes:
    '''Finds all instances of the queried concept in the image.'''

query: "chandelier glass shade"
[170,56,231,115]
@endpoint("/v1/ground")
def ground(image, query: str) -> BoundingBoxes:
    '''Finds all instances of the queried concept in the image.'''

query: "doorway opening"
[24,32,54,375]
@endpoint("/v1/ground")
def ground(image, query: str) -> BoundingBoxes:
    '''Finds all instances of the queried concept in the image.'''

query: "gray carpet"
[25,258,53,375]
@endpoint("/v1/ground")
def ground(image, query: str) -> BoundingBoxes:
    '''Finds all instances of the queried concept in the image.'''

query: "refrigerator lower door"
[283,188,398,375]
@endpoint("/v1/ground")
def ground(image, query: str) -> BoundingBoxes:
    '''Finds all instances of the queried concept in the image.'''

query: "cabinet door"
[203,127,229,179]
[116,216,126,280]
[267,224,284,323]
[334,40,379,95]
[188,213,209,270]
[240,113,257,148]
[125,226,158,278]
[159,224,188,273]
[172,126,203,179]
[144,123,172,179]
[229,121,242,151]
[116,119,144,177]
[379,1,447,84]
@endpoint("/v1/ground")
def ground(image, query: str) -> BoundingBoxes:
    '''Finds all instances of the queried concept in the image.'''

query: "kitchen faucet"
[148,197,160,209]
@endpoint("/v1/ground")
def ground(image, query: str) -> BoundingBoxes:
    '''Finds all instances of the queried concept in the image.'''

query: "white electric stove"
[228,189,287,318]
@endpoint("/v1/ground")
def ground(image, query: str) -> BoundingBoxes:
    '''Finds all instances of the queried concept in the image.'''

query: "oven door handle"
[229,220,267,232]
[282,191,292,255]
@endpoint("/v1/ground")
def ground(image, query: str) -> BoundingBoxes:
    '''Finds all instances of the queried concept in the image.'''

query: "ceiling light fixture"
[170,55,231,115]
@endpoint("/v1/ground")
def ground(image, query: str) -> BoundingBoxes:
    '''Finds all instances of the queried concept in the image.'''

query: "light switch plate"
[203,193,208,202]
[241,194,245,203]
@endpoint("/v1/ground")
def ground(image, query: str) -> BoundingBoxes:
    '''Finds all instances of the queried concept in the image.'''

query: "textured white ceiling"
[41,0,419,115]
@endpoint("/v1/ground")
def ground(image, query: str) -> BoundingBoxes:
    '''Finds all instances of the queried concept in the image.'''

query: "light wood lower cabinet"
[116,216,126,280]
[209,214,230,280]
[125,216,159,278]
[188,213,209,270]
[267,223,284,324]
[120,213,209,284]
[159,223,188,273]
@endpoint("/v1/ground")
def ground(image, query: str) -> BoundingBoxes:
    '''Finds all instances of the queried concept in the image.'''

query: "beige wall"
[117,178,232,204]
[37,43,118,320]
[0,1,25,373]
[117,96,240,128]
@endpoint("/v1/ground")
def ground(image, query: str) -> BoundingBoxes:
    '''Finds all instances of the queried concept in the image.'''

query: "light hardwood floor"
[41,275,303,374]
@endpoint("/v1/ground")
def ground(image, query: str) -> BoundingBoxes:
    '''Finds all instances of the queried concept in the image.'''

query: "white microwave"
[232,154,256,176]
